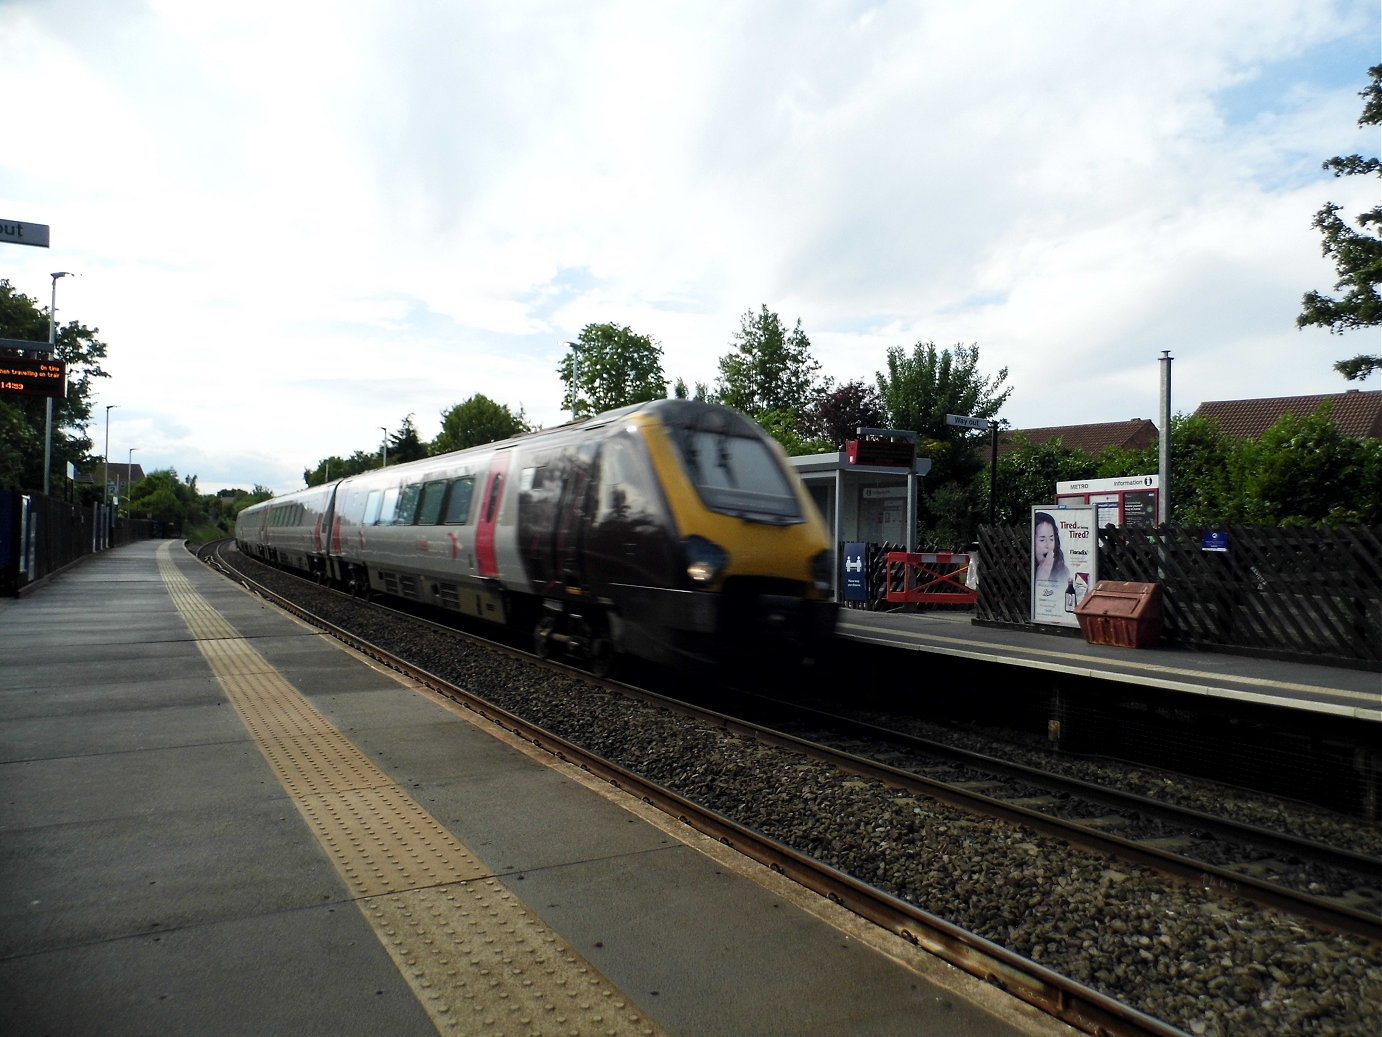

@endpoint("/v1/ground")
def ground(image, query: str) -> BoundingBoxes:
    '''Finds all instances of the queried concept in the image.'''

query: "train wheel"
[533,616,556,659]
[588,637,615,678]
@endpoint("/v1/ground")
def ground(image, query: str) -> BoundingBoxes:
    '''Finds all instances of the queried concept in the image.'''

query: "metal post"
[44,272,73,496]
[989,424,998,526]
[380,427,388,468]
[103,404,117,504]
[126,448,136,509]
[1158,351,1172,524]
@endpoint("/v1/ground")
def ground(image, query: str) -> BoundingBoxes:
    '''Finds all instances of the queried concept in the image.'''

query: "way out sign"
[1,220,50,248]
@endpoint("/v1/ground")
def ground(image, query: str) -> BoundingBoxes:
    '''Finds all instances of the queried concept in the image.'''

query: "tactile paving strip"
[157,544,660,1035]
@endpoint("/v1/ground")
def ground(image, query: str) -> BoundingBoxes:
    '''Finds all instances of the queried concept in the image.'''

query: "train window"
[443,476,475,524]
[416,481,447,525]
[379,487,400,525]
[483,473,504,522]
[598,438,654,520]
[363,490,383,526]
[671,427,803,522]
[395,483,421,525]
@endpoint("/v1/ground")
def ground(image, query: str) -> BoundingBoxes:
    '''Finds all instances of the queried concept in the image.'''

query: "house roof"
[996,419,1159,457]
[1192,390,1382,440]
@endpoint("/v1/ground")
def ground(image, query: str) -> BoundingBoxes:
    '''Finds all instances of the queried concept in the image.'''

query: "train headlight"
[810,550,833,595]
[683,535,728,586]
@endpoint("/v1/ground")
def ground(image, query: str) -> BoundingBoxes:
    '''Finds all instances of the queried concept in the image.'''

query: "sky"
[2,1,1380,495]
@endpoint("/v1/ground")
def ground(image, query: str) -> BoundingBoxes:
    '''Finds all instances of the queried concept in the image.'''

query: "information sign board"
[842,542,869,602]
[0,357,67,398]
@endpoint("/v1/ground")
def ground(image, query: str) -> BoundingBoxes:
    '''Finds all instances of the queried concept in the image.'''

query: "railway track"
[735,695,1382,937]
[200,539,1382,1036]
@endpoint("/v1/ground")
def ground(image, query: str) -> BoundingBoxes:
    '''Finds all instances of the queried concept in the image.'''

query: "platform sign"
[945,413,992,431]
[1,220,50,248]
[0,356,67,399]
[1202,531,1230,552]
[1031,506,1096,628]
[842,542,869,602]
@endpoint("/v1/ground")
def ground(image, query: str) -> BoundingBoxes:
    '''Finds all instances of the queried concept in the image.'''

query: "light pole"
[380,427,388,468]
[103,404,118,504]
[44,271,74,496]
[125,448,137,510]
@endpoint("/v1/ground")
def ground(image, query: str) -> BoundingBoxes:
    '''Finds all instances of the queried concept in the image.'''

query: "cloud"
[1,0,1377,494]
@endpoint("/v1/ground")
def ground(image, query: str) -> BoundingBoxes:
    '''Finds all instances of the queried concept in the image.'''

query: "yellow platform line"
[157,543,659,1036]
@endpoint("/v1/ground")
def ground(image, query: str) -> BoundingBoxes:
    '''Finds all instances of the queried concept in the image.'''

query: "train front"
[637,400,838,667]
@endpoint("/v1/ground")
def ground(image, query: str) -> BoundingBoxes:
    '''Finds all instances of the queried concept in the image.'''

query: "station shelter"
[788,430,939,602]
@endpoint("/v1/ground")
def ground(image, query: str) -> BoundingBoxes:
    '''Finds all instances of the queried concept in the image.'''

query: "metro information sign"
[0,356,67,398]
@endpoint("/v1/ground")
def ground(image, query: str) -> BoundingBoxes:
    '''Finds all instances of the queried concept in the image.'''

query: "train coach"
[235,399,838,673]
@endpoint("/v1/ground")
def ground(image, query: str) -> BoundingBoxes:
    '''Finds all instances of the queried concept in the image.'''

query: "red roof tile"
[1192,390,1382,440]
[996,419,1159,457]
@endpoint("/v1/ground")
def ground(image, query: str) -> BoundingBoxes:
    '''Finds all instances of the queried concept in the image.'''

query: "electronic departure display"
[0,356,67,399]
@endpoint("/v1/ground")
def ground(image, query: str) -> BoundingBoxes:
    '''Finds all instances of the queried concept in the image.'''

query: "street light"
[44,271,74,496]
[104,404,118,504]
[380,427,388,468]
[125,447,137,509]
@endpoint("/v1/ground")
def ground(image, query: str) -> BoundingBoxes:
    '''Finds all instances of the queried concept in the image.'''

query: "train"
[235,399,838,673]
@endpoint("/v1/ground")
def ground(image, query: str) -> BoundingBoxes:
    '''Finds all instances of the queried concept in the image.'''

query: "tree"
[981,436,1099,526]
[559,323,666,419]
[433,394,531,454]
[1298,65,1382,381]
[716,305,823,419]
[127,469,205,530]
[877,342,1012,541]
[806,380,886,449]
[388,414,428,464]
[0,279,110,492]
[304,451,379,487]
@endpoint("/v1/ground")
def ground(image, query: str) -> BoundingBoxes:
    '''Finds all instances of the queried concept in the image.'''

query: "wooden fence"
[973,523,1382,669]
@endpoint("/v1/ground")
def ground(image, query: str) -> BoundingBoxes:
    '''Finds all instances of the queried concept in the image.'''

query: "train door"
[476,452,511,578]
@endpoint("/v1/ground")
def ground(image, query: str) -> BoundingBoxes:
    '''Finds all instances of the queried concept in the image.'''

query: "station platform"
[0,540,1071,1037]
[837,609,1381,723]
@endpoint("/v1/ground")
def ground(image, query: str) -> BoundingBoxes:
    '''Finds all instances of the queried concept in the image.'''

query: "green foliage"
[671,377,715,403]
[982,435,1099,526]
[1227,408,1381,525]
[874,341,1011,543]
[1298,64,1382,381]
[754,409,832,457]
[127,469,206,530]
[433,394,531,454]
[977,408,1381,529]
[0,279,110,492]
[304,451,378,487]
[560,323,667,419]
[716,306,823,419]
[388,414,428,464]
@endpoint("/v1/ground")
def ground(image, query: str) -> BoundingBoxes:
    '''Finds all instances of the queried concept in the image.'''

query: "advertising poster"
[1031,506,1097,628]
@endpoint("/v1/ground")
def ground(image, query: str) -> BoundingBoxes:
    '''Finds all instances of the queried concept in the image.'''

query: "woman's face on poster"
[1035,522,1057,563]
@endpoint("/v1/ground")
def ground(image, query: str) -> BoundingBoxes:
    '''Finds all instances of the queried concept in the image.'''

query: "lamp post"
[125,448,137,511]
[380,427,388,468]
[103,404,118,504]
[44,271,74,496]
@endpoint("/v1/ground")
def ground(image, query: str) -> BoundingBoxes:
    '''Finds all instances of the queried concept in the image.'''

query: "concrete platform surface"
[0,541,1072,1037]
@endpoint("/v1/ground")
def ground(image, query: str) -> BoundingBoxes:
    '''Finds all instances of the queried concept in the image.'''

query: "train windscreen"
[670,426,804,523]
